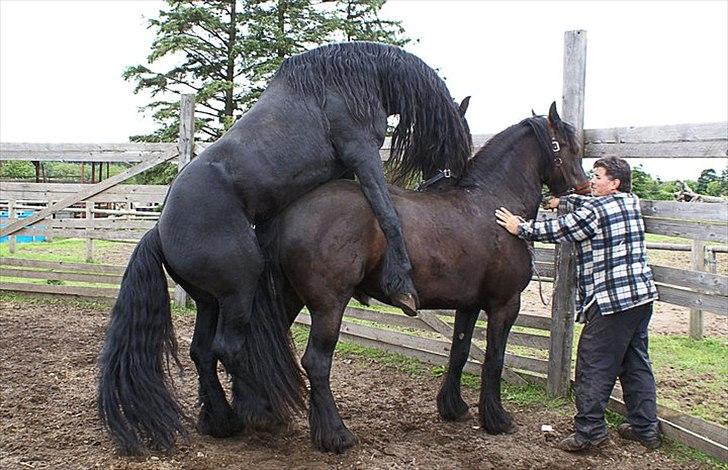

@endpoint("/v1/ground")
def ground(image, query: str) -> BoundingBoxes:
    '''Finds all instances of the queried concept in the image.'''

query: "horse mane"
[456,116,578,189]
[275,42,472,185]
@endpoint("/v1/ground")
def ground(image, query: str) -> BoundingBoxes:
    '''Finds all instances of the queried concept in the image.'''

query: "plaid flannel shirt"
[517,192,658,322]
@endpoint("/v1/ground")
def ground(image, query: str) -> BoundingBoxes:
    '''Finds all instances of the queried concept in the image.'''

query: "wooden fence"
[1,31,727,460]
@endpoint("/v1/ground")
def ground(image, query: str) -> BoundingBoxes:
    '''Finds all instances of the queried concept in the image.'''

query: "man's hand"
[542,196,560,210]
[495,207,523,235]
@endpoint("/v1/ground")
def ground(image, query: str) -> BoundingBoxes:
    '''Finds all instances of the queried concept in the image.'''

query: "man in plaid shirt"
[496,156,661,452]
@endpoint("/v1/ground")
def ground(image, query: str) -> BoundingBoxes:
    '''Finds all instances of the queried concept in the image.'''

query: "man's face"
[590,166,621,197]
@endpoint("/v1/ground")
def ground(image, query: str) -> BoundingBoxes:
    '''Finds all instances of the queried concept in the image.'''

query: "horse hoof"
[503,422,518,434]
[197,409,242,438]
[436,394,471,422]
[253,418,291,435]
[315,428,358,454]
[393,293,418,317]
[480,418,518,435]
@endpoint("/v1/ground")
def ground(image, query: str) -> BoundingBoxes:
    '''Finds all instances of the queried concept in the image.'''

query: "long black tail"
[234,271,306,427]
[97,226,186,455]
[237,220,306,426]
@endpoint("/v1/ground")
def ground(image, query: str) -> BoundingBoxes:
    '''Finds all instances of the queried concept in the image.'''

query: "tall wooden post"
[85,201,94,262]
[689,240,705,340]
[8,199,17,254]
[174,94,195,308]
[547,30,587,397]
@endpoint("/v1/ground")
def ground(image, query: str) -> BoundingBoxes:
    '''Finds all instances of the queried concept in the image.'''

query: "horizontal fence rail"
[11,122,728,163]
[582,122,728,158]
[0,182,168,204]
[3,122,725,163]
[0,142,176,163]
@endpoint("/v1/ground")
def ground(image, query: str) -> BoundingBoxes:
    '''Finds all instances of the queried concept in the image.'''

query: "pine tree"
[124,1,254,143]
[696,168,718,194]
[124,0,409,148]
[332,0,409,45]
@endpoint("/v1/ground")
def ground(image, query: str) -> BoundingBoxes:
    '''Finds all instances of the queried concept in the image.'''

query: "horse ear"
[548,101,562,125]
[458,96,471,117]
[531,109,537,117]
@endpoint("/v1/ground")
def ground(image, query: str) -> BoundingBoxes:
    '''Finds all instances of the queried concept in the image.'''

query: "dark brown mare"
[264,103,589,452]
[97,42,471,455]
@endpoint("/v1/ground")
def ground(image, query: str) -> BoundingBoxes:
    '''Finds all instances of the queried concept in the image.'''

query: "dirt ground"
[0,295,715,470]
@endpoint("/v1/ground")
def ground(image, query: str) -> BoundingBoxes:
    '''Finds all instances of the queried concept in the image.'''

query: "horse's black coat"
[97,41,470,455]
[269,104,589,453]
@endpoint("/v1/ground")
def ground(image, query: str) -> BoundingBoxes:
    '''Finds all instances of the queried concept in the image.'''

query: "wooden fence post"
[689,240,706,340]
[85,201,94,262]
[45,201,53,242]
[8,199,16,253]
[547,30,587,397]
[173,94,195,308]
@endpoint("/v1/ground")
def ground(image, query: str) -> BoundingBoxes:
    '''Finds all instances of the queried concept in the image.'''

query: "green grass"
[0,238,123,263]
[0,290,196,319]
[292,324,565,410]
[649,335,728,425]
[645,233,691,244]
[0,290,113,310]
[572,324,728,425]
[661,440,728,470]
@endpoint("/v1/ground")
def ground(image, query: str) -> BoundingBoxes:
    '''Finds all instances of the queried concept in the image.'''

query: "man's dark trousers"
[573,302,659,441]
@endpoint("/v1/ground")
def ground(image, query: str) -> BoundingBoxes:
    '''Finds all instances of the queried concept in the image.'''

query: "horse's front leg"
[480,295,520,434]
[302,298,357,453]
[437,308,480,421]
[340,147,418,316]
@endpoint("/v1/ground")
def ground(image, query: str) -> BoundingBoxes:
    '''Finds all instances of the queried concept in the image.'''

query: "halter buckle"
[551,139,561,153]
[415,168,451,191]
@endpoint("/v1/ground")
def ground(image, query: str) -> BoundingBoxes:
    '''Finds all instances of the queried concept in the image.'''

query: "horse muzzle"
[573,181,591,195]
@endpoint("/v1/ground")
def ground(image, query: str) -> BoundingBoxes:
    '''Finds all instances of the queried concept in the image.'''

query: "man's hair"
[594,156,632,192]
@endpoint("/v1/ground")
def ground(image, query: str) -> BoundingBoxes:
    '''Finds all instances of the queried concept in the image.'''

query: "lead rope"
[517,213,550,306]
[526,241,550,306]
[526,194,576,307]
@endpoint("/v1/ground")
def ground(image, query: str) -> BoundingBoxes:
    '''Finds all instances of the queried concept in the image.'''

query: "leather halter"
[415,168,451,191]
[545,126,589,197]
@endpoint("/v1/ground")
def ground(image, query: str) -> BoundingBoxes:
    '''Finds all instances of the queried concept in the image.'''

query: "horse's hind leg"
[479,295,520,434]
[302,296,357,453]
[189,294,242,437]
[437,308,480,421]
[164,263,240,438]
[162,213,282,432]
[212,265,285,432]
[212,240,305,433]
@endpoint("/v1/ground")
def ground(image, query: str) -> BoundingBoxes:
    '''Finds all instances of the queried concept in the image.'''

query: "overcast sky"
[1,0,726,179]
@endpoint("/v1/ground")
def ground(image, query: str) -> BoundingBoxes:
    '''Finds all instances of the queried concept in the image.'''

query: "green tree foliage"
[332,0,409,44]
[630,165,680,200]
[625,165,728,200]
[124,0,409,146]
[696,168,718,194]
[0,161,35,180]
[630,166,666,200]
[703,166,728,196]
